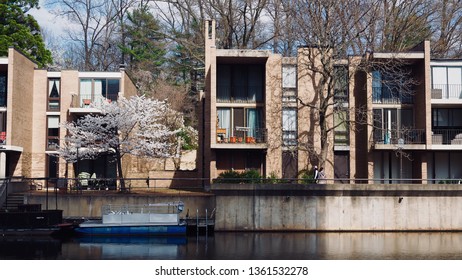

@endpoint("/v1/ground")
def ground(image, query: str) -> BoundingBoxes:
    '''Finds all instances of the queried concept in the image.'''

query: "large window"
[372,70,413,104]
[79,78,119,107]
[47,116,60,150]
[48,78,60,111]
[373,108,420,144]
[0,72,6,107]
[217,64,264,103]
[432,108,462,128]
[432,66,462,99]
[217,107,264,142]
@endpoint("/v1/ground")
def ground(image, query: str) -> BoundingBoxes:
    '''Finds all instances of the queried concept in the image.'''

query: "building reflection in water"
[2,232,462,260]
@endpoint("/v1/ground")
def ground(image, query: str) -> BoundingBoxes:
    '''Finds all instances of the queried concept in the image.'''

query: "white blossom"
[56,96,189,177]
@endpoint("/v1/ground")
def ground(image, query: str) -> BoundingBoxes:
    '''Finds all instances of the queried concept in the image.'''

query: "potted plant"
[238,137,243,143]
[230,136,236,143]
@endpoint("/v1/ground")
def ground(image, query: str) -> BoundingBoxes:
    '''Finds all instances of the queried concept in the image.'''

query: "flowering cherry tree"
[58,95,186,190]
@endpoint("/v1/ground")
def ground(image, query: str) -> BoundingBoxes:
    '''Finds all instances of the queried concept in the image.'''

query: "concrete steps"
[1,193,25,212]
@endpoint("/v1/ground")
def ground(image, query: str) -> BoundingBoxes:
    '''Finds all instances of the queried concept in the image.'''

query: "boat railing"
[102,202,184,216]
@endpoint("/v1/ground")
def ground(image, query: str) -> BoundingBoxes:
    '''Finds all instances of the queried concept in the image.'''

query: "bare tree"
[430,0,462,58]
[46,0,137,71]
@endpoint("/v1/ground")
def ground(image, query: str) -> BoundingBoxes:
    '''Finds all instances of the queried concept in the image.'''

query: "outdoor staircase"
[0,193,25,212]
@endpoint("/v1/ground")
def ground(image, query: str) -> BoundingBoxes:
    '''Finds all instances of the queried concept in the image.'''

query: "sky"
[28,0,67,37]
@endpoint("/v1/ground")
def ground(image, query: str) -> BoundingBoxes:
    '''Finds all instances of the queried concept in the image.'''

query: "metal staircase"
[0,193,25,212]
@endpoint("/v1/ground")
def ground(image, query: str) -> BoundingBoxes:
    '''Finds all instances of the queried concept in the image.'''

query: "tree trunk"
[115,147,126,191]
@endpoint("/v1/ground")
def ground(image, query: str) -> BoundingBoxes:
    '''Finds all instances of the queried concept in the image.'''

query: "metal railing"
[73,94,116,108]
[372,87,414,104]
[216,127,267,144]
[373,128,425,145]
[432,129,462,145]
[432,84,462,99]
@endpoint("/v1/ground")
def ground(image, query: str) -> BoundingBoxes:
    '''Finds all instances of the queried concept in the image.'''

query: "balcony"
[0,131,5,145]
[432,84,462,101]
[431,129,462,146]
[216,86,264,103]
[373,128,425,149]
[372,87,413,104]
[213,127,267,149]
[69,94,115,114]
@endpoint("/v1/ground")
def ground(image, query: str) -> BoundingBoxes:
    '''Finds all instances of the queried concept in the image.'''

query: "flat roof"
[372,52,424,59]
[431,60,462,66]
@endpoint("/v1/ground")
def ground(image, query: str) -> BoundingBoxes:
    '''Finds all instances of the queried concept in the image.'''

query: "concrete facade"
[201,19,462,185]
[0,48,186,185]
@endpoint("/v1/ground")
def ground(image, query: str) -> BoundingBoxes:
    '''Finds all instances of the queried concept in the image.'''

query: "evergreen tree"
[0,0,52,67]
[119,4,166,78]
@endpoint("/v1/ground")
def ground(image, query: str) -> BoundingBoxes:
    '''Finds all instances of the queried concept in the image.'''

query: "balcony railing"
[73,94,116,108]
[372,87,413,104]
[217,86,264,103]
[216,127,267,144]
[432,129,462,145]
[373,128,425,145]
[432,84,462,99]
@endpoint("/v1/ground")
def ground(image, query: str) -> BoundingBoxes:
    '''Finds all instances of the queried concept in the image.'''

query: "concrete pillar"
[0,152,6,178]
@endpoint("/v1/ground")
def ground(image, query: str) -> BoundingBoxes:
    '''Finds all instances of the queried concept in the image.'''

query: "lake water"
[1,232,462,260]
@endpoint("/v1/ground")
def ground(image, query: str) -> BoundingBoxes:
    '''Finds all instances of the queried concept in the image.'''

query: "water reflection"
[2,232,462,260]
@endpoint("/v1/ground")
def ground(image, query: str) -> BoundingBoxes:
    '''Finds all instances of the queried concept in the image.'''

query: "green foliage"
[177,127,198,150]
[299,170,316,184]
[0,2,52,67]
[215,169,262,184]
[266,172,279,184]
[119,5,166,76]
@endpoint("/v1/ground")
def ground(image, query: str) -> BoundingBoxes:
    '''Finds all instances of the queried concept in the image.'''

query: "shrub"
[214,169,262,184]
[299,170,316,184]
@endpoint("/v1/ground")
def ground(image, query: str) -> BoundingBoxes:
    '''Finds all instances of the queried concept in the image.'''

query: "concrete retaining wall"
[23,183,462,231]
[211,184,462,231]
[24,192,215,219]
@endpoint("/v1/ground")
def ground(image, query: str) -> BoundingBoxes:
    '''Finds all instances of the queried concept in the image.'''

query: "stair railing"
[0,178,9,210]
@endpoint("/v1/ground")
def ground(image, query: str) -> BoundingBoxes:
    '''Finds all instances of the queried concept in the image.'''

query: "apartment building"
[0,48,137,185]
[201,20,461,184]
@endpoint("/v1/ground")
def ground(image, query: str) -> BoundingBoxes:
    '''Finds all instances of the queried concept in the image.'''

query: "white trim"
[0,58,8,64]
[68,107,102,114]
[46,112,61,116]
[47,72,61,78]
[78,72,121,78]
[0,146,23,152]
[431,60,462,67]
[373,52,424,59]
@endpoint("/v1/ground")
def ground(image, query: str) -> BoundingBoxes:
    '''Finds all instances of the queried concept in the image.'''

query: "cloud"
[28,3,68,37]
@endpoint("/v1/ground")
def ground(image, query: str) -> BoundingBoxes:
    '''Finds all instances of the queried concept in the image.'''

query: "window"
[47,116,60,150]
[79,78,120,107]
[432,108,462,128]
[334,110,349,145]
[334,66,348,102]
[373,108,414,144]
[282,108,297,146]
[48,79,60,111]
[217,64,264,103]
[432,66,462,99]
[0,72,6,107]
[282,65,297,88]
[217,107,264,142]
[372,70,413,104]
